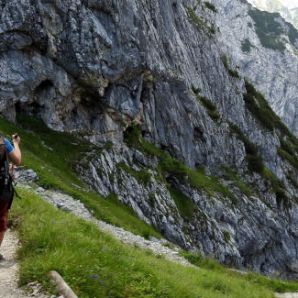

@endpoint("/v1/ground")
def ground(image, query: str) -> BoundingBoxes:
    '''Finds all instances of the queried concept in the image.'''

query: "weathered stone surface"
[214,0,298,135]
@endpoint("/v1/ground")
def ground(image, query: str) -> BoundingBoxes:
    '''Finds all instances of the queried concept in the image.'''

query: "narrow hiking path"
[0,230,49,298]
[0,230,28,298]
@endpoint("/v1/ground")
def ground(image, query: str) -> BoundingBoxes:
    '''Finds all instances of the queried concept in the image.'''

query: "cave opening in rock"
[14,79,55,122]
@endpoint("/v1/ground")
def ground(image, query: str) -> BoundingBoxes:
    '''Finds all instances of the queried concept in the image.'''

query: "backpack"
[0,137,14,208]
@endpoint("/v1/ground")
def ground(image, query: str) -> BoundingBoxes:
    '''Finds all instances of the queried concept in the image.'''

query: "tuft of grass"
[278,138,298,171]
[194,92,221,122]
[223,231,231,243]
[223,167,253,197]
[229,123,264,174]
[186,6,216,36]
[11,188,291,298]
[168,186,197,219]
[116,162,152,186]
[262,168,290,208]
[0,115,160,239]
[180,249,298,294]
[243,81,294,136]
[204,1,217,13]
[179,251,223,271]
[221,55,240,78]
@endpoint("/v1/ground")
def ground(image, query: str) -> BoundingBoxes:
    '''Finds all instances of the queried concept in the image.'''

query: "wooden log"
[48,270,78,298]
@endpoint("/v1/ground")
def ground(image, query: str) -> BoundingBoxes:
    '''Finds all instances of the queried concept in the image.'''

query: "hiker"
[0,134,21,261]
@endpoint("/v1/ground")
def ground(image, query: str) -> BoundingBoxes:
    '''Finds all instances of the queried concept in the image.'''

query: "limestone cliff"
[215,0,298,136]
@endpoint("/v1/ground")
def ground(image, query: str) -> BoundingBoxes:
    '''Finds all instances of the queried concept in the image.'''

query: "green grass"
[193,90,221,122]
[186,6,216,35]
[168,186,197,219]
[229,123,264,174]
[221,55,240,78]
[180,250,298,294]
[278,138,298,171]
[262,168,290,208]
[11,188,298,298]
[248,9,286,51]
[223,168,253,197]
[244,81,298,148]
[0,115,160,239]
[116,162,152,186]
[204,1,217,13]
[244,81,285,133]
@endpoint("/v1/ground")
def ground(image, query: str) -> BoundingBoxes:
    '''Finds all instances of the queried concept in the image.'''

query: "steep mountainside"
[248,0,298,29]
[1,0,298,279]
[215,0,298,136]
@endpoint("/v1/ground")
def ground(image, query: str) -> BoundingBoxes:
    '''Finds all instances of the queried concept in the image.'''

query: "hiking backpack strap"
[0,137,15,207]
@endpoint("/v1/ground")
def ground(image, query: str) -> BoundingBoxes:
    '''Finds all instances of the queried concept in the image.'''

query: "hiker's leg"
[0,207,8,247]
[0,231,5,247]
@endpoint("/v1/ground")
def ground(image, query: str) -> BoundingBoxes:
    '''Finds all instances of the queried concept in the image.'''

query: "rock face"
[214,0,298,135]
[248,0,298,29]
[1,0,298,278]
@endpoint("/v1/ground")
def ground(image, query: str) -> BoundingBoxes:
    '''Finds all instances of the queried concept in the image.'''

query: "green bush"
[244,81,298,160]
[262,168,290,208]
[223,231,231,243]
[244,81,287,133]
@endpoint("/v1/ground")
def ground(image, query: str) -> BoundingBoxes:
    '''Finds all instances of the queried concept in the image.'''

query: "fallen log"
[48,270,78,298]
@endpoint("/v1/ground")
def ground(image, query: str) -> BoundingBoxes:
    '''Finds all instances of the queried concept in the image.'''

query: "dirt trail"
[0,230,50,298]
[275,294,298,298]
[0,230,30,298]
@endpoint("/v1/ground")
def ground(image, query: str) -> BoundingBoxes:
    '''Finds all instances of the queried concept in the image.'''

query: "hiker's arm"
[8,135,21,166]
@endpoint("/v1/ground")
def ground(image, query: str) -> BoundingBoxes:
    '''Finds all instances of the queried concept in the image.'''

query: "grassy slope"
[2,115,298,297]
[0,115,160,239]
[11,188,285,298]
